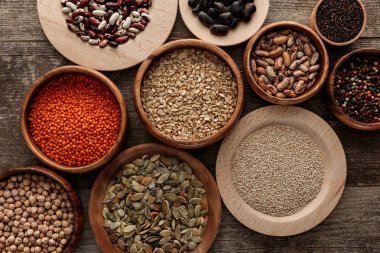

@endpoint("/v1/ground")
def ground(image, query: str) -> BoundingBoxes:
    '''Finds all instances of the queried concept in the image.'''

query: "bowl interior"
[0,166,84,253]
[244,22,329,105]
[216,106,346,236]
[89,143,221,253]
[134,39,244,149]
[327,48,380,130]
[21,66,127,173]
[311,0,367,46]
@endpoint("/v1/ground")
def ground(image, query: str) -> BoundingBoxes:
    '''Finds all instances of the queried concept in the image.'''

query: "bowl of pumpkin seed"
[89,143,221,253]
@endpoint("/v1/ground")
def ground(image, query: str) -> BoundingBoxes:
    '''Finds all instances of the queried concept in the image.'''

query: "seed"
[65,2,77,11]
[232,125,325,217]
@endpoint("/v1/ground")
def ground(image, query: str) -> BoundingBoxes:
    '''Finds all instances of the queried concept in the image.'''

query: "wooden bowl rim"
[327,48,380,131]
[88,143,222,253]
[243,21,329,105]
[0,166,84,253]
[310,0,367,47]
[216,105,347,236]
[20,65,128,174]
[134,39,244,149]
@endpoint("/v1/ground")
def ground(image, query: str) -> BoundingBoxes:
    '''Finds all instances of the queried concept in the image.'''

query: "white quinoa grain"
[232,125,325,217]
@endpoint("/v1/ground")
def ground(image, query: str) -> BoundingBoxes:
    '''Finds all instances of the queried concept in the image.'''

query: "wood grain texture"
[0,0,379,251]
[89,143,221,253]
[217,106,346,236]
[37,0,178,70]
[134,39,244,149]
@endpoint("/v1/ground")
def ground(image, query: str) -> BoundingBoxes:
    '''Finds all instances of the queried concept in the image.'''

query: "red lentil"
[29,74,121,167]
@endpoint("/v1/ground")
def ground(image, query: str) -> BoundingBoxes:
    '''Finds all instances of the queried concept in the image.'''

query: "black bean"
[229,18,240,28]
[109,41,119,47]
[192,4,201,14]
[218,12,234,26]
[213,2,225,12]
[243,3,256,21]
[231,1,244,18]
[207,8,219,19]
[188,0,199,8]
[210,24,229,35]
[198,11,215,27]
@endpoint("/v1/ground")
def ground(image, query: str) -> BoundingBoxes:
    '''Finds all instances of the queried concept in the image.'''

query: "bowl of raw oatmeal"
[134,39,244,149]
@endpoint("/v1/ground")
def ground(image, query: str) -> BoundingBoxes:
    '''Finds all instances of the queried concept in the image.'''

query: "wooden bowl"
[134,39,244,149]
[0,166,84,252]
[327,48,380,131]
[37,0,177,71]
[243,21,329,105]
[216,106,347,236]
[310,0,367,47]
[89,143,221,253]
[20,66,128,174]
[179,0,270,47]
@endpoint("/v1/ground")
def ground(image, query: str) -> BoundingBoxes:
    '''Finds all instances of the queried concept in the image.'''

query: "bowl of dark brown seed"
[134,39,244,149]
[243,21,329,105]
[0,166,84,253]
[89,143,221,253]
[310,0,367,47]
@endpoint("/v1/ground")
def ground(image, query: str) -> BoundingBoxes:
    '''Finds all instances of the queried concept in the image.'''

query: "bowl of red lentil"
[134,39,244,149]
[327,48,380,131]
[20,66,128,173]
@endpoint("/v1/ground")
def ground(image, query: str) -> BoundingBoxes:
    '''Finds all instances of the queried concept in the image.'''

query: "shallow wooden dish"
[327,48,380,131]
[134,39,244,149]
[89,143,221,253]
[243,21,329,105]
[20,66,128,174]
[216,106,346,236]
[0,166,84,253]
[310,0,367,47]
[179,0,269,47]
[37,0,177,71]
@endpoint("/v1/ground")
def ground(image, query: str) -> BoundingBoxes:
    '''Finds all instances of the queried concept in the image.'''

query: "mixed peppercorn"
[29,74,121,167]
[334,55,380,123]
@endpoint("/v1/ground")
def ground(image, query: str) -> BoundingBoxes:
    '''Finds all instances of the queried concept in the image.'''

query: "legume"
[0,173,74,253]
[29,74,121,167]
[316,0,364,43]
[141,48,238,141]
[62,0,152,48]
[232,125,325,217]
[334,55,380,123]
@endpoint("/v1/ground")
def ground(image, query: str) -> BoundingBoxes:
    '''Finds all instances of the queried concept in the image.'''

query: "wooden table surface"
[0,0,379,252]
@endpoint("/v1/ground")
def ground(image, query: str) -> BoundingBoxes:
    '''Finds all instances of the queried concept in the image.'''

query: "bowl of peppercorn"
[327,48,380,131]
[310,0,367,47]
[20,66,128,173]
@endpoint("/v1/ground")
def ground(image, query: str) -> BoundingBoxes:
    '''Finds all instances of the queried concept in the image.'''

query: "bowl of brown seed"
[0,166,84,253]
[89,143,221,253]
[243,21,329,105]
[134,39,244,149]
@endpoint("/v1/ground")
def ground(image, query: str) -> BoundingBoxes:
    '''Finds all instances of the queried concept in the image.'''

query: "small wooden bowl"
[20,66,128,174]
[327,48,380,131]
[243,21,329,105]
[0,166,84,252]
[89,143,221,253]
[134,39,244,149]
[216,106,347,236]
[310,0,367,47]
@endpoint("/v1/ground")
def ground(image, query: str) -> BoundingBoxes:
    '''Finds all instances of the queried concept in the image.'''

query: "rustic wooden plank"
[73,187,380,252]
[0,0,379,42]
[1,39,380,187]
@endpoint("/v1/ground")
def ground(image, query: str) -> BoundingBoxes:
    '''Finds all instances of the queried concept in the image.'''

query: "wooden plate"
[179,0,269,47]
[0,166,84,253]
[89,143,221,252]
[37,0,177,71]
[216,106,346,236]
